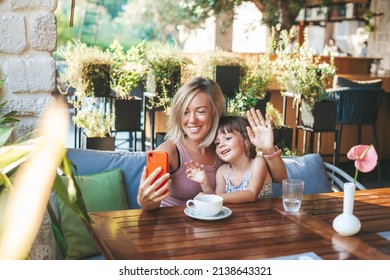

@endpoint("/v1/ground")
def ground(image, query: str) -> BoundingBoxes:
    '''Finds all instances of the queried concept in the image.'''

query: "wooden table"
[86,188,390,260]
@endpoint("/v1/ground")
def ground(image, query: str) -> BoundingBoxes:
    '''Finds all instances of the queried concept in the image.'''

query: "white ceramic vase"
[332,182,361,236]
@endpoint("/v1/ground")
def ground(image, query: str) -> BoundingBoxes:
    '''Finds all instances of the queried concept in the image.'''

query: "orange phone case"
[146,151,169,190]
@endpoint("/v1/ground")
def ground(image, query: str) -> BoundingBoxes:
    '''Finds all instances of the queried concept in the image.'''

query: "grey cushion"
[333,76,382,88]
[66,149,146,209]
[272,154,332,197]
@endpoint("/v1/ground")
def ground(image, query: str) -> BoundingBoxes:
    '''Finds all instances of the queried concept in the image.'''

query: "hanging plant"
[226,43,274,115]
[58,40,111,99]
[197,47,244,79]
[57,40,114,137]
[108,40,148,99]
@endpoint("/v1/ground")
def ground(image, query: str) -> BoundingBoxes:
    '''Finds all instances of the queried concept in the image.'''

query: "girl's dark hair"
[217,115,256,159]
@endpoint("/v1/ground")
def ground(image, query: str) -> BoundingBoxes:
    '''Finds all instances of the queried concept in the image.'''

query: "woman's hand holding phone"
[138,151,171,210]
[146,151,169,194]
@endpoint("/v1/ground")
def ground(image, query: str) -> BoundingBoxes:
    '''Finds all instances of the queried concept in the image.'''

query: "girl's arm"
[215,165,227,194]
[246,108,287,182]
[184,160,214,194]
[261,149,287,183]
[217,157,269,204]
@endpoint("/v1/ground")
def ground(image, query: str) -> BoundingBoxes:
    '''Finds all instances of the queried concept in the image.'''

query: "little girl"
[185,115,273,203]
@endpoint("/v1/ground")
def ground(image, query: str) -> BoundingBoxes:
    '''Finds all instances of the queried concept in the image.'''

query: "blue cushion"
[66,149,146,209]
[272,154,332,197]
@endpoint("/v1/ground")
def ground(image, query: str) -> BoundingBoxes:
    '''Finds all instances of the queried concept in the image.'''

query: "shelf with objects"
[302,0,371,23]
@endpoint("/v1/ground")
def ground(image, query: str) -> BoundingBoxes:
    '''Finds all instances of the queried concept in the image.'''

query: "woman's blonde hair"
[166,77,225,148]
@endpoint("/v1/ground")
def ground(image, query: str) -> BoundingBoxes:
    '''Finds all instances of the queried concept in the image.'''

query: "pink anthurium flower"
[347,144,378,184]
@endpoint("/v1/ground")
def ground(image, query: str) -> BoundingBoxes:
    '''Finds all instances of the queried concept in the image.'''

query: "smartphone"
[146,150,169,192]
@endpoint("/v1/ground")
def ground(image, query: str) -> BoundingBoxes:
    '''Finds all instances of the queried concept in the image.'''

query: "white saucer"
[184,206,232,220]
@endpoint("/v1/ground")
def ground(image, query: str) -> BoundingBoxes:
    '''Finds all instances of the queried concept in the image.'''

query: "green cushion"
[56,168,128,259]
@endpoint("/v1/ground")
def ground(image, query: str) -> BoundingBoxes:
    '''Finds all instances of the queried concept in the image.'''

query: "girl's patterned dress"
[225,163,273,199]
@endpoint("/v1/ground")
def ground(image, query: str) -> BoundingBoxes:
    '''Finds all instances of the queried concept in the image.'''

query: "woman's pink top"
[161,140,222,207]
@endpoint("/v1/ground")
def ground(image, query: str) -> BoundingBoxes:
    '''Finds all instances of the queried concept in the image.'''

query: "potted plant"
[145,41,190,112]
[58,40,112,98]
[273,28,337,131]
[108,40,148,150]
[198,48,244,99]
[58,40,115,150]
[72,98,115,151]
[108,40,148,99]
[266,102,293,152]
[228,53,274,116]
[274,29,336,107]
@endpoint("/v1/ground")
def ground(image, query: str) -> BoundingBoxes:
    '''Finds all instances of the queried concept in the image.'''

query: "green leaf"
[0,118,20,125]
[0,101,19,126]
[0,101,6,110]
[1,110,18,118]
[0,172,14,190]
[0,145,31,171]
[0,126,14,147]
[47,201,68,258]
[50,221,68,258]
[53,172,92,225]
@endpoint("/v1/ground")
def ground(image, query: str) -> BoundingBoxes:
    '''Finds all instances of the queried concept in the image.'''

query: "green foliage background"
[56,0,310,53]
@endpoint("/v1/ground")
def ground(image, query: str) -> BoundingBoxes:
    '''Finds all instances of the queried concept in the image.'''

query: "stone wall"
[0,0,57,139]
[0,0,58,259]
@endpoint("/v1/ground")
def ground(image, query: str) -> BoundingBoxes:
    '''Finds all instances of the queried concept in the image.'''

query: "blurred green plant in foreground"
[0,98,90,260]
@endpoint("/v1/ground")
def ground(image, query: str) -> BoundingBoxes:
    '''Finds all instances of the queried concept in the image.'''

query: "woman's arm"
[246,108,287,182]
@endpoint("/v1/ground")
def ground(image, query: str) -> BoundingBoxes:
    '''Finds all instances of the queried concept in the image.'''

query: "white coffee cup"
[186,194,223,216]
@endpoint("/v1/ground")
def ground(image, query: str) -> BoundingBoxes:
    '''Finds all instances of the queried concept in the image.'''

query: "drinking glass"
[282,179,304,213]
